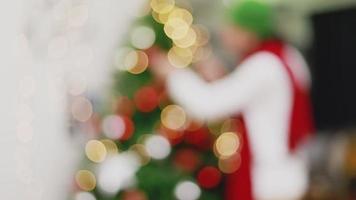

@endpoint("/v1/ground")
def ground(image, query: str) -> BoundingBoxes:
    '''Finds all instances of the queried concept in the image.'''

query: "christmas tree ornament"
[134,86,159,113]
[173,148,201,172]
[197,166,222,189]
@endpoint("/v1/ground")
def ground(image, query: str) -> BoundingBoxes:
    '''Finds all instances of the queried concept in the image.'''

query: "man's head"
[221,0,274,55]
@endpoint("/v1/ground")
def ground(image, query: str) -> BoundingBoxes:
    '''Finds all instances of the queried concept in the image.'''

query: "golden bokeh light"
[85,140,107,163]
[124,50,149,74]
[100,139,119,155]
[71,97,93,122]
[157,11,171,24]
[130,144,151,165]
[75,170,96,191]
[173,28,197,48]
[152,11,164,24]
[168,46,193,68]
[114,47,133,71]
[168,8,193,25]
[215,132,240,158]
[164,18,190,40]
[218,154,241,174]
[150,0,175,14]
[220,118,238,133]
[161,105,187,130]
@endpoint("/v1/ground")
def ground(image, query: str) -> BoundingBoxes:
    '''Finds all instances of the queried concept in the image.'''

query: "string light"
[75,170,96,191]
[85,140,107,163]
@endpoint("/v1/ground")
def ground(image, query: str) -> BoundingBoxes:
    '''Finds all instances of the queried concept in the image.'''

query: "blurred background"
[3,0,356,199]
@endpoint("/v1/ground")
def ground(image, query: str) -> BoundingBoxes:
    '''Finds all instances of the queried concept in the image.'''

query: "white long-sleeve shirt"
[167,47,311,200]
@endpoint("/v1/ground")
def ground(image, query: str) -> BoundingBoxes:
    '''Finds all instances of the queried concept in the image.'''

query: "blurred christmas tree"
[70,1,241,200]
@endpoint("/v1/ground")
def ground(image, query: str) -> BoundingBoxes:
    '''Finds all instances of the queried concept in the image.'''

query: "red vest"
[225,40,315,200]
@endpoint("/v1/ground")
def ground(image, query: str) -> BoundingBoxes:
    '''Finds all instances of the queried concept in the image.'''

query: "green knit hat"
[227,0,274,39]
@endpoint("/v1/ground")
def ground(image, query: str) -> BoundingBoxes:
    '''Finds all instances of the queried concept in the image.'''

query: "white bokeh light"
[144,135,171,160]
[174,181,201,200]
[97,152,140,195]
[130,26,156,50]
[102,115,126,140]
[75,192,96,200]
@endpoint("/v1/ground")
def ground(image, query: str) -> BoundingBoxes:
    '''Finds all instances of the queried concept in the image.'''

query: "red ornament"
[120,116,135,141]
[197,166,222,189]
[122,189,147,200]
[173,148,201,172]
[134,86,159,112]
[116,96,135,117]
[159,124,185,145]
[184,128,212,150]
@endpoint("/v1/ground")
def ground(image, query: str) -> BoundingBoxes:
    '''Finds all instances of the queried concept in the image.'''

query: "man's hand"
[195,56,227,82]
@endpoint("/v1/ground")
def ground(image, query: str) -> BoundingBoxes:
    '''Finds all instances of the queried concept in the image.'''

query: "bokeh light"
[192,25,210,46]
[144,134,171,160]
[114,47,133,71]
[85,140,107,163]
[131,26,156,50]
[102,115,126,140]
[197,166,222,189]
[214,132,240,158]
[167,46,193,68]
[100,139,119,155]
[174,181,201,200]
[150,0,175,14]
[71,97,93,122]
[130,144,151,165]
[134,86,159,113]
[68,74,87,96]
[161,105,187,130]
[122,189,148,200]
[168,8,193,25]
[218,154,241,174]
[173,28,197,48]
[124,50,149,74]
[164,18,190,40]
[97,152,140,195]
[75,192,96,200]
[75,170,96,191]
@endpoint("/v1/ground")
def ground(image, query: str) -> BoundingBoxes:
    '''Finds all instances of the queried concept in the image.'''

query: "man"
[149,0,314,199]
